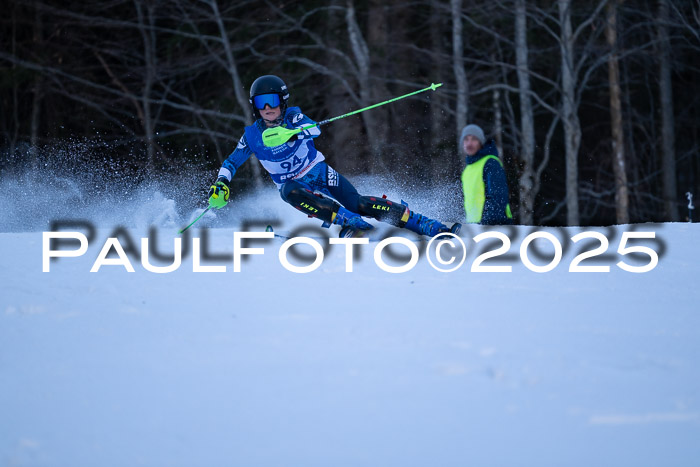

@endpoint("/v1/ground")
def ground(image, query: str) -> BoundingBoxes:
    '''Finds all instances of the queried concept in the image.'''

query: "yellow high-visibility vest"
[461,155,512,223]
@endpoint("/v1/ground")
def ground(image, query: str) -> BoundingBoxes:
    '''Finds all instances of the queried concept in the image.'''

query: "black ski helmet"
[249,75,289,120]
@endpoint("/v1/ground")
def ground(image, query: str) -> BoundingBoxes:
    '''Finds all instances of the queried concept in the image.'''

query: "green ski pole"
[178,206,213,234]
[262,82,443,147]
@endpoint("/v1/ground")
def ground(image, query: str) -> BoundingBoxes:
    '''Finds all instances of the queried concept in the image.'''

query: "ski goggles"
[252,93,281,110]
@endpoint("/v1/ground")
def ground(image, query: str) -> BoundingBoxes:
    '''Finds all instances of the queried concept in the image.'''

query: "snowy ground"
[1,179,700,466]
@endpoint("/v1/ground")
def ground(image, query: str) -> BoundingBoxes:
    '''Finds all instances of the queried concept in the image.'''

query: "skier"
[207,75,459,237]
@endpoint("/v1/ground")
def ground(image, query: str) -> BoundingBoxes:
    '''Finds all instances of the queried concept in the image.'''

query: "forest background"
[1,0,698,226]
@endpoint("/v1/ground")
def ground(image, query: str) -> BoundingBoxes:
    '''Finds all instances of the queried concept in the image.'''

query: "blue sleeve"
[218,133,253,182]
[481,159,511,225]
[287,108,321,139]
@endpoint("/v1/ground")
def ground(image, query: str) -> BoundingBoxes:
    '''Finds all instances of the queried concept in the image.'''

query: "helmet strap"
[262,116,284,127]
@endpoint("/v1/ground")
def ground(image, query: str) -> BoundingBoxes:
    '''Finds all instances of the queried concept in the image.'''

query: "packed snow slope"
[1,169,699,466]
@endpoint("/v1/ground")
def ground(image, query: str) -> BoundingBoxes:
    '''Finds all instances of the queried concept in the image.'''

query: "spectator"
[459,124,513,224]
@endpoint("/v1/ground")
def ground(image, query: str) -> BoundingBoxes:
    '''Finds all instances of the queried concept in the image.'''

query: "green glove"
[208,178,230,209]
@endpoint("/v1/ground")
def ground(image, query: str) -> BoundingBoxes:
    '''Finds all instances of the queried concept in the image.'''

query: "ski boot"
[333,206,373,238]
[402,203,459,237]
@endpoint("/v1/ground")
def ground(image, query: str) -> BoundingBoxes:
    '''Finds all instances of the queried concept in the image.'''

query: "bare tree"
[346,0,385,169]
[557,0,582,225]
[193,0,264,187]
[451,0,469,140]
[29,2,43,170]
[657,0,679,221]
[514,0,536,224]
[134,0,158,168]
[429,0,448,149]
[605,0,630,224]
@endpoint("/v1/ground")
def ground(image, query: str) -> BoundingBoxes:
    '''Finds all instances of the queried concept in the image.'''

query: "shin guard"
[280,181,340,225]
[357,195,410,227]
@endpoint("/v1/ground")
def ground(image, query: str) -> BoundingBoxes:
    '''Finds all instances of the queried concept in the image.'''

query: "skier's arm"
[288,110,321,140]
[208,134,254,209]
[481,159,511,225]
[218,134,254,182]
